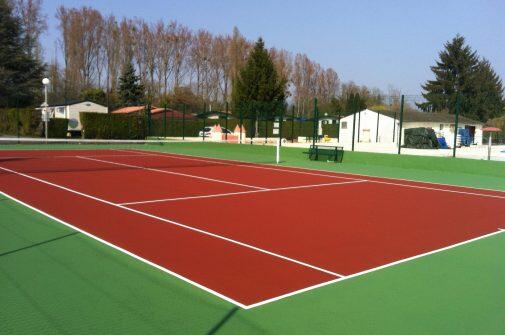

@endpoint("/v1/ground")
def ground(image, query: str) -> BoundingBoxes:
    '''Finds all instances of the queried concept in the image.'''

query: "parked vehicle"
[198,127,233,137]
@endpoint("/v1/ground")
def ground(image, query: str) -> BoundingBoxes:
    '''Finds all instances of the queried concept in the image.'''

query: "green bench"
[303,145,344,163]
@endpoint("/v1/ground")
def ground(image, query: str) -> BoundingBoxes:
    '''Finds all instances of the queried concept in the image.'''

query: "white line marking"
[0,190,247,309]
[0,165,343,280]
[120,180,367,206]
[116,149,364,182]
[0,154,156,160]
[124,150,505,200]
[77,156,268,191]
[244,229,505,309]
[499,228,505,231]
[367,180,505,200]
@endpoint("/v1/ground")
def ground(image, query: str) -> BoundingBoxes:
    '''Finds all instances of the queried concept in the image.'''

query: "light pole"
[42,78,50,141]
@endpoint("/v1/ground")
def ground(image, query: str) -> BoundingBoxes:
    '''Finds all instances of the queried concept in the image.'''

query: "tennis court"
[1,146,503,310]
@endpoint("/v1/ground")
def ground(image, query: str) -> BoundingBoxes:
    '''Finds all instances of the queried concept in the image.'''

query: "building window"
[341,121,347,129]
[439,124,444,130]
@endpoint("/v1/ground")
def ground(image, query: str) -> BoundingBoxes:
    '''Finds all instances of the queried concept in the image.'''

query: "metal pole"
[291,105,295,143]
[279,107,284,148]
[182,104,186,140]
[452,94,460,158]
[264,111,268,144]
[16,94,20,142]
[239,108,243,144]
[351,111,356,152]
[44,84,48,141]
[357,109,361,143]
[376,111,380,142]
[202,103,206,142]
[312,98,318,148]
[225,101,229,141]
[397,95,405,155]
[488,133,492,160]
[393,111,397,142]
[337,110,341,142]
[163,105,167,138]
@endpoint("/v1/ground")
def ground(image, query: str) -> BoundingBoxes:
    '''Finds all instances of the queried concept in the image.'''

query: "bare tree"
[11,0,47,60]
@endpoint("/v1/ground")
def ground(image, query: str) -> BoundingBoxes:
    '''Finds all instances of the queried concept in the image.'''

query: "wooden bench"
[303,145,344,162]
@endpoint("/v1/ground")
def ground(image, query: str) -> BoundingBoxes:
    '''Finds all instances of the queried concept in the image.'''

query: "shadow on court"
[206,306,239,335]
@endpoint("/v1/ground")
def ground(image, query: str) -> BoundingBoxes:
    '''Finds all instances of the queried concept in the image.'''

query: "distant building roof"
[46,100,106,108]
[370,109,483,125]
[112,106,158,114]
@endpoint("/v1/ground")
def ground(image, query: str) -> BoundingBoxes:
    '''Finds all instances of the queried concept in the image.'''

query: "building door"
[362,129,371,143]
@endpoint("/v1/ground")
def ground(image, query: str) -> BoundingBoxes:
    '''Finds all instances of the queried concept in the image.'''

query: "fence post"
[291,105,295,143]
[393,111,397,142]
[357,109,361,142]
[264,111,268,144]
[225,101,229,141]
[239,107,243,144]
[182,104,186,140]
[279,107,284,147]
[351,111,356,152]
[202,102,206,142]
[312,98,318,148]
[397,95,405,155]
[16,94,20,142]
[452,93,460,158]
[376,111,380,143]
[337,110,341,142]
[170,108,174,138]
[163,105,167,138]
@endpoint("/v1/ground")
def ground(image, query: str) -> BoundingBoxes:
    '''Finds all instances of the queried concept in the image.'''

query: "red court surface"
[1,149,504,308]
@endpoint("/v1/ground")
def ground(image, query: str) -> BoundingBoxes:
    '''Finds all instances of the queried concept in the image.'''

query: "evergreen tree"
[232,38,287,118]
[418,35,504,121]
[118,62,144,106]
[473,59,505,121]
[0,0,44,108]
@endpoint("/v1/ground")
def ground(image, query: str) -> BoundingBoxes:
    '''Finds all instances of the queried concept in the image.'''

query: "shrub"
[48,118,69,138]
[0,108,42,137]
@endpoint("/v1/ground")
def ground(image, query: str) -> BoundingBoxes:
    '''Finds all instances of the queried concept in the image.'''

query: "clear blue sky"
[40,0,504,95]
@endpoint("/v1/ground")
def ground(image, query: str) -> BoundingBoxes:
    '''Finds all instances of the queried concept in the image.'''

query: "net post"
[397,95,405,155]
[452,93,460,158]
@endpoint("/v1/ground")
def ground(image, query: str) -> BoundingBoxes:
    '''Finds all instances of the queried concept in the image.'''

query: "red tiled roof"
[112,106,158,114]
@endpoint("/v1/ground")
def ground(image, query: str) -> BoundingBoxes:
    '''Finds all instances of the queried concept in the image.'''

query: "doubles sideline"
[124,149,505,200]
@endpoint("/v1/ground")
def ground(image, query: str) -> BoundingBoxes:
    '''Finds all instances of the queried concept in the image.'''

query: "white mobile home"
[337,109,483,146]
[39,100,108,133]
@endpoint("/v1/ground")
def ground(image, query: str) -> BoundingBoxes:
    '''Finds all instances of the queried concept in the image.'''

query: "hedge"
[80,112,147,139]
[0,108,42,137]
[48,118,69,138]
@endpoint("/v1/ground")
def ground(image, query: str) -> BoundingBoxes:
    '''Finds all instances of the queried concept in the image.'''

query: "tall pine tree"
[473,59,504,120]
[418,35,504,121]
[232,38,287,118]
[0,0,44,108]
[118,62,145,106]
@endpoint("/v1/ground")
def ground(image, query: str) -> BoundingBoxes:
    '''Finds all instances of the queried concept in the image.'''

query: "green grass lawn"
[1,142,504,334]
